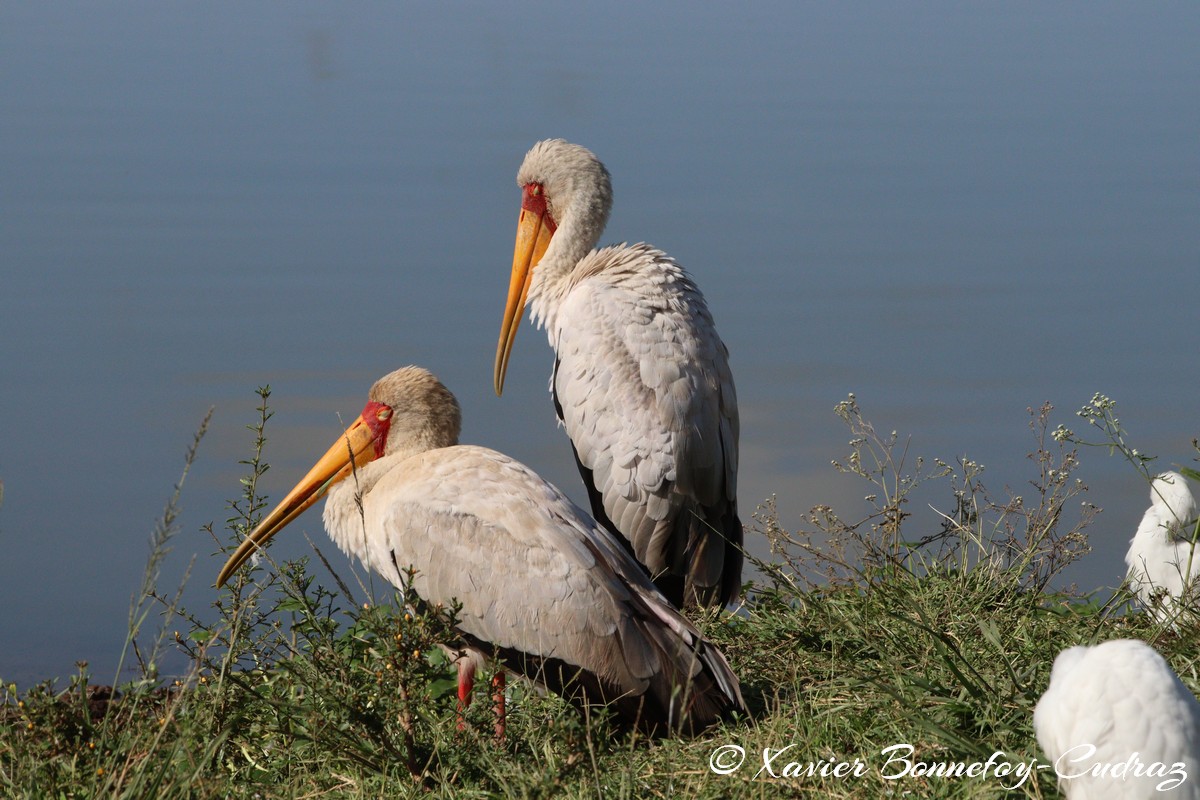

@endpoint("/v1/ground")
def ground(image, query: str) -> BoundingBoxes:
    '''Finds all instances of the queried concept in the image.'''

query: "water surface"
[2,2,1198,685]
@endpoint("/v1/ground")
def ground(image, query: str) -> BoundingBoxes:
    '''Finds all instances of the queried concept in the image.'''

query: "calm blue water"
[2,2,1198,686]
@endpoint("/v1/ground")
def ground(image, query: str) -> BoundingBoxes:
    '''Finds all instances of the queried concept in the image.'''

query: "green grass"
[2,390,1198,799]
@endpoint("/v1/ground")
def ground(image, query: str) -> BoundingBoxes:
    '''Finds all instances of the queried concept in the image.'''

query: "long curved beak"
[216,413,380,587]
[494,204,555,395]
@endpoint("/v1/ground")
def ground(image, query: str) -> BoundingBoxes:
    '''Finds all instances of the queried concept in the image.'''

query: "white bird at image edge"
[1126,471,1200,624]
[1034,639,1200,799]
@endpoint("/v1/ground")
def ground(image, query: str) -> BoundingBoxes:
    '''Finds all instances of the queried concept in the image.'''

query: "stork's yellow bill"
[215,402,392,587]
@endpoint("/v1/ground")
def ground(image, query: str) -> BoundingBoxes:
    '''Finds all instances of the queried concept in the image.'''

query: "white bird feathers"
[1126,471,1200,623]
[1035,639,1200,799]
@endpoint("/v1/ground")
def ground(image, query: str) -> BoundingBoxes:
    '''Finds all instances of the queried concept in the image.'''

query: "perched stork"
[1034,639,1200,799]
[216,366,745,735]
[493,139,742,609]
[1126,471,1200,624]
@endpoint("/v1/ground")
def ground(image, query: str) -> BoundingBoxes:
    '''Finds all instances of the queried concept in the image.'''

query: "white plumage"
[493,139,741,609]
[217,366,745,735]
[1034,639,1200,799]
[1126,471,1200,623]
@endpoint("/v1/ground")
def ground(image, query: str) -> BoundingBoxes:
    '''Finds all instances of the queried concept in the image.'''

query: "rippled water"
[2,2,1198,685]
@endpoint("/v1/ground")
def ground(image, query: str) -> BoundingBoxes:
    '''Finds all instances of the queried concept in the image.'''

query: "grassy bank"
[1,391,1196,799]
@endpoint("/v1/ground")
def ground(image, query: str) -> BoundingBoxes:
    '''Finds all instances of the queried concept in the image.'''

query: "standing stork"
[1126,471,1200,624]
[216,366,745,735]
[493,139,742,609]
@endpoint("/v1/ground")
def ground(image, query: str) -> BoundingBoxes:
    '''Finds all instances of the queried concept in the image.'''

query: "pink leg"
[456,657,476,731]
[492,670,507,741]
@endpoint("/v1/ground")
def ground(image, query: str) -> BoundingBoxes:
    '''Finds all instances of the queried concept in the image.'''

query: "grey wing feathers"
[364,445,744,732]
[551,245,742,607]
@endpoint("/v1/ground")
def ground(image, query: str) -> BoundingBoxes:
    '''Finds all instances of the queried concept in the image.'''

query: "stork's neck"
[321,456,388,569]
[320,443,439,573]
[528,189,610,333]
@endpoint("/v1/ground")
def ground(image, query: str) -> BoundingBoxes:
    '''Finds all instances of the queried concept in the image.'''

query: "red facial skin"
[362,400,393,459]
[522,183,557,232]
